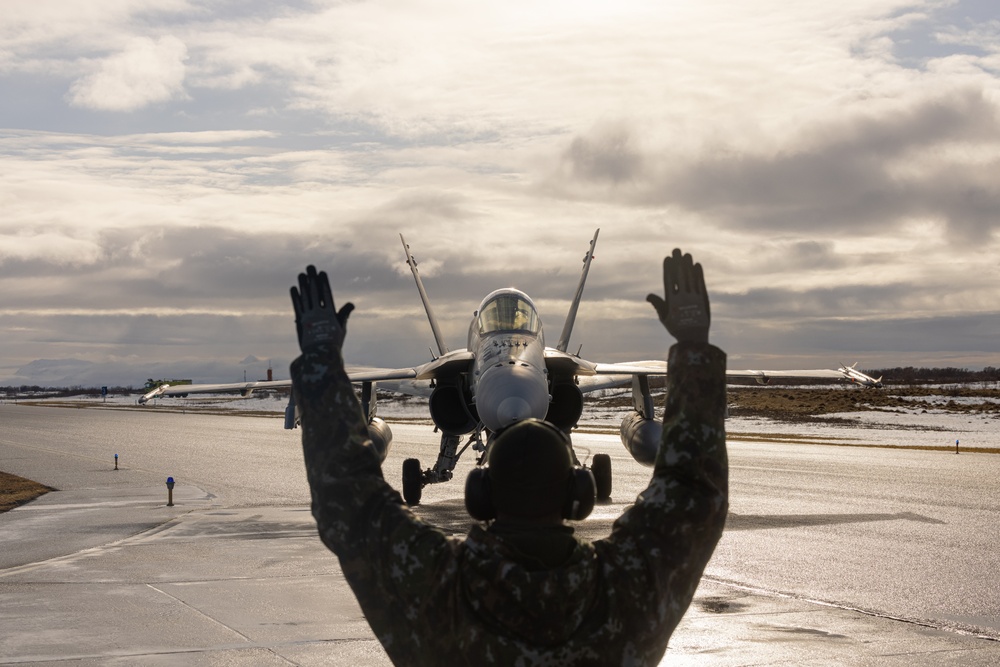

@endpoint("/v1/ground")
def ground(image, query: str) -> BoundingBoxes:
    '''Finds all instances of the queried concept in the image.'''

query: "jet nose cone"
[496,396,533,426]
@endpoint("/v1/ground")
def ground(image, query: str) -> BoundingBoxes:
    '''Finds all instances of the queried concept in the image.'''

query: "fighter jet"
[139,230,882,505]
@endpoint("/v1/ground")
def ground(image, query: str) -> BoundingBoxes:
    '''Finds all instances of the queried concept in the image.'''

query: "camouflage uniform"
[292,342,728,666]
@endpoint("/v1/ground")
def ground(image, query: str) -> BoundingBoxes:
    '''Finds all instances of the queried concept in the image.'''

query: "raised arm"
[596,248,728,654]
[289,265,378,503]
[289,266,454,662]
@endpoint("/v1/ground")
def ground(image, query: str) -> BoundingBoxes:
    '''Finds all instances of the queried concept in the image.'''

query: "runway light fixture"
[166,476,175,506]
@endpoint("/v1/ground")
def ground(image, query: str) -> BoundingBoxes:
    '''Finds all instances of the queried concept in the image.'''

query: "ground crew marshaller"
[290,248,728,666]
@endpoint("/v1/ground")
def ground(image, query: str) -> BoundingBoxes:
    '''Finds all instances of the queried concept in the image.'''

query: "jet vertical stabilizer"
[556,228,600,353]
[401,234,449,357]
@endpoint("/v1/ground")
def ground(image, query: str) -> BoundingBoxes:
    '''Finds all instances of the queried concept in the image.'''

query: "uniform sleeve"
[594,342,728,643]
[291,346,458,655]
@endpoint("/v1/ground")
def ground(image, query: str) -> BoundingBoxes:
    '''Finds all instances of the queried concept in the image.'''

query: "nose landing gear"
[402,429,487,506]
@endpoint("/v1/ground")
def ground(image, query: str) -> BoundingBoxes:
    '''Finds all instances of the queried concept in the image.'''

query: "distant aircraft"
[139,230,882,505]
[840,362,884,388]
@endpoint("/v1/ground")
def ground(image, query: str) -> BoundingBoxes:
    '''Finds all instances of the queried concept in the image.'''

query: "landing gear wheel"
[592,454,612,501]
[402,458,423,506]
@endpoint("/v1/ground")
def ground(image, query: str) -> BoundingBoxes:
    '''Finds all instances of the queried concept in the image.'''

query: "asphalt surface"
[2,403,999,665]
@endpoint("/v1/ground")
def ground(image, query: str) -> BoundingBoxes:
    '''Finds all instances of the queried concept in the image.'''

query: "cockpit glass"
[478,295,540,334]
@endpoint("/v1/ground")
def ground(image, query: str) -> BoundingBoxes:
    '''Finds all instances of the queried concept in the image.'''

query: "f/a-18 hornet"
[140,230,882,505]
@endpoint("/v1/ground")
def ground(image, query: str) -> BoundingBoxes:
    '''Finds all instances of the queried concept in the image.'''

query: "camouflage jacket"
[292,342,728,666]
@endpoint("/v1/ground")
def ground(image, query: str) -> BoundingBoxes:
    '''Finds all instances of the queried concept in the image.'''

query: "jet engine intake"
[546,381,584,432]
[619,410,661,467]
[366,417,393,462]
[429,383,478,436]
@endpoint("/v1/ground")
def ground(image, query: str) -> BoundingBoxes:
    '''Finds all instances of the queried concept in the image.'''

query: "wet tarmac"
[2,404,999,664]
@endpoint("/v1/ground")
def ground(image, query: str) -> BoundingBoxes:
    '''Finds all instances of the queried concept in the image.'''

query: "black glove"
[290,265,355,352]
[646,248,710,344]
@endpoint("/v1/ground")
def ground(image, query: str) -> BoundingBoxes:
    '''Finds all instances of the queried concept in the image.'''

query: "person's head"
[464,419,595,523]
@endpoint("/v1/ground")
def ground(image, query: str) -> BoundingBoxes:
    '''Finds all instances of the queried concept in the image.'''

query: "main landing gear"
[401,458,424,506]
[591,453,612,502]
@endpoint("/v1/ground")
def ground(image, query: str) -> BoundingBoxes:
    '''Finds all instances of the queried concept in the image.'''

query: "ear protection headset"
[464,419,596,522]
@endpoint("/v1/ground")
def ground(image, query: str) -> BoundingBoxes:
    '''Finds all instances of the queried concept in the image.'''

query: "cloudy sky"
[2,0,999,388]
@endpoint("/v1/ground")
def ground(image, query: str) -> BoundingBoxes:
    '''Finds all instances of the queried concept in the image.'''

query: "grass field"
[0,471,52,513]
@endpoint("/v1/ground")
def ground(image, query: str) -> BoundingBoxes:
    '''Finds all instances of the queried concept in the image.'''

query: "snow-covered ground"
[725,412,996,450]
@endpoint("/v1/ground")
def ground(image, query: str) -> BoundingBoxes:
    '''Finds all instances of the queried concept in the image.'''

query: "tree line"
[1,385,137,397]
[866,366,1000,384]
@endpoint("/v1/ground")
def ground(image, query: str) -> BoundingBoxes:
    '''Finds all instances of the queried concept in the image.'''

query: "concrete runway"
[2,403,999,665]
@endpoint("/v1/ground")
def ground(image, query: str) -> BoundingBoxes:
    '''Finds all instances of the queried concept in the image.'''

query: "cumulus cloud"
[67,36,188,111]
[3,1,1000,385]
[562,124,644,186]
[0,232,103,266]
[544,89,1000,244]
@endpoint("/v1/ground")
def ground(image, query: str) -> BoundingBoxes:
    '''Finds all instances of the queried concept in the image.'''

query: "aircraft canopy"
[477,292,541,334]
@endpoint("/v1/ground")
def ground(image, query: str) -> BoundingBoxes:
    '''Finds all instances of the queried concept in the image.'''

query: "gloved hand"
[290,265,355,352]
[646,248,710,344]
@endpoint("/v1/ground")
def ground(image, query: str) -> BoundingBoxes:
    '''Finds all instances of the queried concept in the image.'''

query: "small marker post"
[114,454,119,470]
[955,439,960,455]
[166,477,175,506]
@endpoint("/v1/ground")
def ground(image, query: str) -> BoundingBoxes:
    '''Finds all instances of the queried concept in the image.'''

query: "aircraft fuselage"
[468,288,550,432]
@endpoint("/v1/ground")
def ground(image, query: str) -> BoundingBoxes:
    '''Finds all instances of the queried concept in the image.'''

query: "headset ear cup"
[563,468,596,521]
[464,468,496,521]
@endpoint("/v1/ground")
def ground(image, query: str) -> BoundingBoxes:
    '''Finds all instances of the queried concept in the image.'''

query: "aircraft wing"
[594,361,880,385]
[138,368,422,403]
[337,350,474,384]
[373,350,475,398]
[546,348,665,374]
[347,367,421,382]
[542,350,660,393]
[546,348,882,389]
[577,374,634,392]
[138,379,293,403]
[137,366,419,404]
[138,350,475,405]
[596,361,882,387]
[593,360,667,374]
[410,350,475,380]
